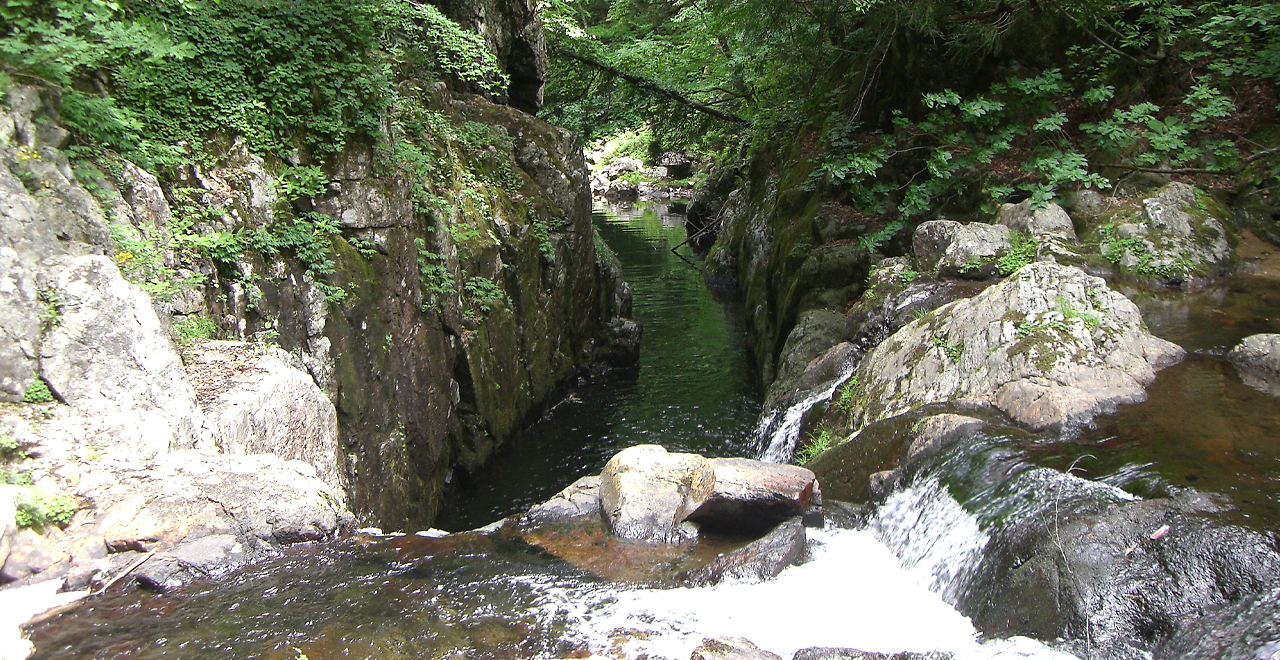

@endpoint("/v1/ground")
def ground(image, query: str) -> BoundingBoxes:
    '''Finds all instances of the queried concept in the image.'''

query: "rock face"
[41,256,208,456]
[847,262,1184,431]
[599,445,715,543]
[429,0,548,114]
[1228,333,1280,397]
[913,220,1012,280]
[198,342,346,495]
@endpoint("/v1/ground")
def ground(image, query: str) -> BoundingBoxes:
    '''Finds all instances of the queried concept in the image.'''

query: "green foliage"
[531,215,566,262]
[794,427,834,465]
[175,315,219,345]
[245,212,348,302]
[463,275,510,315]
[110,223,204,302]
[277,166,329,201]
[22,379,54,403]
[0,429,26,460]
[414,237,455,312]
[1,468,33,486]
[36,287,63,332]
[835,375,863,412]
[1,0,506,165]
[899,268,919,284]
[14,488,77,529]
[1098,223,1196,279]
[932,334,964,362]
[998,232,1038,276]
[857,220,903,253]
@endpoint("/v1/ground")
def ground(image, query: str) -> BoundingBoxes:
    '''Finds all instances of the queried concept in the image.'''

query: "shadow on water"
[435,202,760,531]
[1027,274,1280,531]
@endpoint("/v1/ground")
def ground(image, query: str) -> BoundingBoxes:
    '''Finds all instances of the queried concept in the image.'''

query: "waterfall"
[755,360,857,463]
[866,478,990,605]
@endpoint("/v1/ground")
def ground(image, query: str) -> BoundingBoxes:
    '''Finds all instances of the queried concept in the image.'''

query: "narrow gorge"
[2,0,1280,659]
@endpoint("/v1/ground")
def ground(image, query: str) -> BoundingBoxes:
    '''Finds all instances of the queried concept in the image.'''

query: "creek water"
[24,205,1280,659]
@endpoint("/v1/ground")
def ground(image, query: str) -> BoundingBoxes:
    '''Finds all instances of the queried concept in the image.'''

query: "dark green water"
[436,202,760,531]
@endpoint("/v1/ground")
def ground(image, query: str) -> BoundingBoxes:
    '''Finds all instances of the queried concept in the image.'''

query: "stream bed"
[23,204,1280,659]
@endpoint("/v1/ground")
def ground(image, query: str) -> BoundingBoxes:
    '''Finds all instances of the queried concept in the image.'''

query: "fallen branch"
[1101,144,1280,177]
[549,44,752,127]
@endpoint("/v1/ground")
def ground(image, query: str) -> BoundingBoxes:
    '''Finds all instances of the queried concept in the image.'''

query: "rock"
[1092,182,1234,283]
[523,475,601,526]
[199,342,346,495]
[0,486,18,575]
[599,157,642,180]
[905,414,985,463]
[970,492,1280,656]
[996,200,1077,242]
[92,451,353,553]
[685,460,817,535]
[599,445,715,543]
[844,258,992,354]
[793,650,951,660]
[913,221,1012,280]
[846,262,1184,431]
[766,310,849,407]
[690,636,783,660]
[40,256,208,455]
[604,178,640,201]
[1227,333,1280,397]
[681,518,806,586]
[0,528,68,583]
[0,248,40,402]
[134,534,248,592]
[660,152,693,179]
[1157,585,1280,659]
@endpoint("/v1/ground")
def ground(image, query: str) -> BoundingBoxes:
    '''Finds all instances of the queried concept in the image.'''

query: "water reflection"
[436,202,760,531]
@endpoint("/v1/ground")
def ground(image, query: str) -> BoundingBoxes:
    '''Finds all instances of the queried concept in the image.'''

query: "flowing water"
[26,205,1280,659]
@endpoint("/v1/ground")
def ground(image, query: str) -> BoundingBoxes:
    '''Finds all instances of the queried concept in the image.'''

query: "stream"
[23,203,1280,659]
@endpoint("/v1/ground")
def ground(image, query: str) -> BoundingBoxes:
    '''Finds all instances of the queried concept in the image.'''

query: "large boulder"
[39,255,207,456]
[913,221,1012,280]
[197,341,346,495]
[766,309,848,407]
[846,262,1184,431]
[996,200,1077,242]
[1157,586,1280,659]
[685,460,817,535]
[599,445,715,543]
[1092,182,1234,283]
[522,475,602,526]
[1227,333,1280,397]
[691,637,784,660]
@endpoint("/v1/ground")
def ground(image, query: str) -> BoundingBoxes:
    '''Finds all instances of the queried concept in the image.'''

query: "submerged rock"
[1227,333,1280,397]
[847,262,1184,432]
[1158,585,1280,659]
[600,445,715,543]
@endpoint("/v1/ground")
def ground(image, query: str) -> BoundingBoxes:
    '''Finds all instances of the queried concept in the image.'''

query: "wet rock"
[198,342,346,495]
[685,460,817,535]
[599,445,715,543]
[41,255,208,455]
[604,178,640,201]
[904,414,985,463]
[1157,585,1280,659]
[970,492,1280,657]
[682,518,806,586]
[996,200,1077,242]
[847,262,1184,431]
[913,221,1012,280]
[523,475,601,526]
[1227,333,1280,397]
[793,650,951,660]
[133,534,249,592]
[691,637,783,660]
[766,310,849,408]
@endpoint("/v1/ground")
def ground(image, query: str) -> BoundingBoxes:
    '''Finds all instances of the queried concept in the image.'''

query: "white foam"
[757,362,856,463]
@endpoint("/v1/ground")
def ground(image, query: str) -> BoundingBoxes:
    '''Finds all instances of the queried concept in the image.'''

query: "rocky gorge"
[3,0,1280,659]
